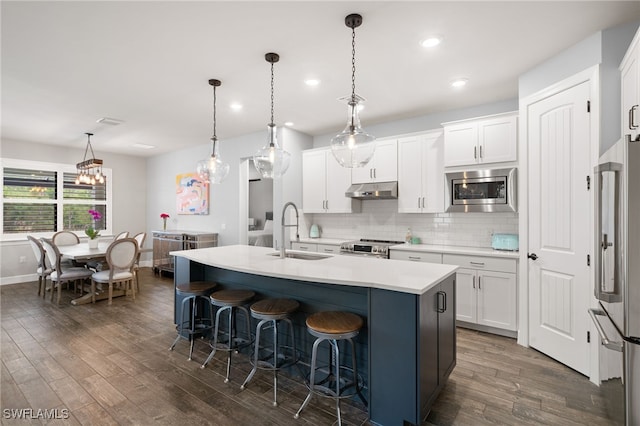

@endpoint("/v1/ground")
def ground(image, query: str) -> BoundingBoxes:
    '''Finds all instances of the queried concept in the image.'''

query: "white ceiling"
[2,1,639,157]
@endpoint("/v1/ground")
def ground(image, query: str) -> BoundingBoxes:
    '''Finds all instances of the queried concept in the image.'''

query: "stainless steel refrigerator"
[590,136,640,425]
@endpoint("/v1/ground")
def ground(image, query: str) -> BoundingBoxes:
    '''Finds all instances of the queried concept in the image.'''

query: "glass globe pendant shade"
[197,138,230,184]
[330,98,376,168]
[253,123,290,179]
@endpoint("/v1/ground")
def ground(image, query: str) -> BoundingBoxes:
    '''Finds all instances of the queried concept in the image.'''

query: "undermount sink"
[267,252,331,260]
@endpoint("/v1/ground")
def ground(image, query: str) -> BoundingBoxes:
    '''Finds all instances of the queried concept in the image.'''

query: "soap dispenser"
[405,228,412,244]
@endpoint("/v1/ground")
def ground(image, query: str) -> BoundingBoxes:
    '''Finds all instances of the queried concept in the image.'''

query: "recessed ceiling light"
[305,79,320,87]
[284,122,294,127]
[230,103,243,111]
[420,37,442,48]
[450,78,468,88]
[131,143,155,149]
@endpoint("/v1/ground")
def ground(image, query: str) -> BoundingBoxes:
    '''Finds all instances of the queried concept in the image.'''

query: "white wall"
[145,126,313,249]
[0,138,147,284]
[519,20,639,154]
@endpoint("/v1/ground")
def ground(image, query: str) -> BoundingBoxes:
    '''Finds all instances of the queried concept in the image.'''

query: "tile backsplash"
[303,200,518,248]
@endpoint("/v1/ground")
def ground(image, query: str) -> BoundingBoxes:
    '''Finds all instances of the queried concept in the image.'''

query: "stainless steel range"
[339,239,404,259]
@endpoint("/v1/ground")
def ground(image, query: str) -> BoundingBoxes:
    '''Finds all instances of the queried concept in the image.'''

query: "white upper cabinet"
[443,112,518,167]
[621,27,640,142]
[351,139,398,184]
[397,131,444,213]
[302,148,360,214]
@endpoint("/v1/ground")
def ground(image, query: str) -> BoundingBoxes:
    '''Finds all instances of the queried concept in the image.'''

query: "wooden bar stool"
[200,289,255,383]
[294,311,367,426]
[169,281,217,361]
[240,298,299,406]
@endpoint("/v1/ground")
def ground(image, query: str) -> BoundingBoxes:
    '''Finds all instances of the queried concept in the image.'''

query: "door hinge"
[587,331,591,343]
[587,100,591,113]
[587,254,591,266]
[586,175,591,190]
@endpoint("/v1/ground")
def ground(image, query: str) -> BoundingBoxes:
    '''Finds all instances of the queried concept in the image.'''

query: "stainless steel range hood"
[345,181,398,200]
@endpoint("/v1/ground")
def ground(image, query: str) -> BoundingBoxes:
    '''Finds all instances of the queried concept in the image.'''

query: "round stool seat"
[210,289,255,306]
[251,298,299,316]
[306,311,363,335]
[176,281,217,296]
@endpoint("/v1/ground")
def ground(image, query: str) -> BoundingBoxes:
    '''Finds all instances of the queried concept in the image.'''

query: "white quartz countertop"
[389,243,520,259]
[171,245,458,295]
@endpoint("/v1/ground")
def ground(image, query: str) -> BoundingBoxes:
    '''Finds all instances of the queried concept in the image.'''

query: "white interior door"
[527,79,591,376]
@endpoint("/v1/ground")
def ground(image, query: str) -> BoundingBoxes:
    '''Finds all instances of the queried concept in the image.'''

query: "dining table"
[58,241,150,305]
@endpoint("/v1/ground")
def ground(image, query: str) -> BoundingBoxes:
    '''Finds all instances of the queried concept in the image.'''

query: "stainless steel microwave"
[446,168,517,213]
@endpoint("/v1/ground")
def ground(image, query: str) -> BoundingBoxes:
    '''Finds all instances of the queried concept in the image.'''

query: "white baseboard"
[0,274,37,286]
[1,261,155,286]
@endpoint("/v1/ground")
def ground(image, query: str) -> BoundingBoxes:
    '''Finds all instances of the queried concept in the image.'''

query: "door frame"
[518,65,600,383]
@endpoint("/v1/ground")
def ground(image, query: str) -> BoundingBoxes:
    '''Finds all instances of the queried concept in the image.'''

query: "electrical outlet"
[19,256,27,263]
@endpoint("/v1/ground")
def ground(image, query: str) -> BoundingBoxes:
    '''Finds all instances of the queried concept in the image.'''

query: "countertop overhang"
[170,244,458,295]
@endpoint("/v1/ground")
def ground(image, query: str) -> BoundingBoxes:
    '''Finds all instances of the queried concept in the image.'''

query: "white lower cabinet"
[443,254,517,332]
[291,242,316,251]
[390,250,442,263]
[291,242,340,254]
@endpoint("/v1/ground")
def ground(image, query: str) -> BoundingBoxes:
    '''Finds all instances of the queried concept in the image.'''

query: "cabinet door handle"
[631,105,639,129]
[479,145,483,159]
[373,168,377,179]
[422,197,425,208]
[469,261,485,266]
[472,276,476,289]
[437,291,446,313]
[325,200,328,210]
[474,146,477,159]
[478,276,481,290]
[408,256,422,261]
[418,197,421,209]
[370,169,373,178]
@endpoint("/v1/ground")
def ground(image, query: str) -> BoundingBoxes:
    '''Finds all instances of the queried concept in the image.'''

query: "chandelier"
[75,132,104,185]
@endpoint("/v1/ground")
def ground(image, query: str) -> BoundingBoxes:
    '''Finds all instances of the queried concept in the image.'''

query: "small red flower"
[160,213,170,219]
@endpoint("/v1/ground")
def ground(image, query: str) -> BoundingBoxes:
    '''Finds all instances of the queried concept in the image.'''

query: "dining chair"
[41,238,94,305]
[52,230,80,246]
[27,235,52,297]
[90,238,139,305]
[52,230,81,266]
[114,231,130,240]
[132,232,147,293]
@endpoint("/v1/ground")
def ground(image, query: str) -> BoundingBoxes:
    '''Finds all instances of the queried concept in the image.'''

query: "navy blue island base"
[173,252,456,426]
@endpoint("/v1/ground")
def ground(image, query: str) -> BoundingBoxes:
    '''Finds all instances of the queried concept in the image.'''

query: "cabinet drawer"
[390,251,442,263]
[291,242,317,252]
[316,244,339,254]
[443,254,516,273]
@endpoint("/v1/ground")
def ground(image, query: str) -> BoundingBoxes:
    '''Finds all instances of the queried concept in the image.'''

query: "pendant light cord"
[351,25,356,103]
[270,61,275,126]
[211,84,218,155]
[82,133,96,162]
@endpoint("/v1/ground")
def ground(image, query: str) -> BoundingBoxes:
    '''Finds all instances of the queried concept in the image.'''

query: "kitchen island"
[171,245,458,426]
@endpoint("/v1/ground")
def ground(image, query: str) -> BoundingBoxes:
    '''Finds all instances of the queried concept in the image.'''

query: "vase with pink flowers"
[86,209,102,248]
[160,213,170,231]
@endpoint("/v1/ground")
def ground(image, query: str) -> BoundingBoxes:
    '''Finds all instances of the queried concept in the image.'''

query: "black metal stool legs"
[200,304,252,384]
[240,317,296,407]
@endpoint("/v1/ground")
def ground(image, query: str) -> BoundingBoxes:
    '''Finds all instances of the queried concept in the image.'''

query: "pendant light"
[253,52,291,179]
[75,132,104,185]
[330,13,376,168]
[197,79,230,184]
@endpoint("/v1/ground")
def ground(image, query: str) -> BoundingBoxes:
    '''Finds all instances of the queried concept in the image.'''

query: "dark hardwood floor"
[1,269,619,425]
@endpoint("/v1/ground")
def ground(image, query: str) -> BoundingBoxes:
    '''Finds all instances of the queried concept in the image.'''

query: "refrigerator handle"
[588,308,623,352]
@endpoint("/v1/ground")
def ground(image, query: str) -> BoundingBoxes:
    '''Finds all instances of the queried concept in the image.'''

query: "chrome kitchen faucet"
[280,202,300,258]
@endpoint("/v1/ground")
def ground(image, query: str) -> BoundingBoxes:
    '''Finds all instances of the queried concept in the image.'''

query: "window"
[1,159,112,240]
